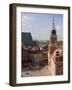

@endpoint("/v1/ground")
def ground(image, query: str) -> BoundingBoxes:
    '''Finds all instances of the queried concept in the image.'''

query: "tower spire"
[51,17,56,35]
[53,17,55,30]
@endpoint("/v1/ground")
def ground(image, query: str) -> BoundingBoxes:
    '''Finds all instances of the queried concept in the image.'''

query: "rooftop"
[22,32,33,46]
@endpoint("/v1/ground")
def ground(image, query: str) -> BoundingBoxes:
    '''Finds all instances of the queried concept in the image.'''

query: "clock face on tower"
[50,35,57,45]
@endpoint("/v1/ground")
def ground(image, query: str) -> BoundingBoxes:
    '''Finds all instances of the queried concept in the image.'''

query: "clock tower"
[49,18,57,55]
[48,18,63,75]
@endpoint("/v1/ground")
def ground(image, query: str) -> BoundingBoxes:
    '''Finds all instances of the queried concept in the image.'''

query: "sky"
[21,12,63,41]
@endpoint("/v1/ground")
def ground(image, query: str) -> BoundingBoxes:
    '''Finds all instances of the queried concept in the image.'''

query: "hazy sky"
[21,12,63,41]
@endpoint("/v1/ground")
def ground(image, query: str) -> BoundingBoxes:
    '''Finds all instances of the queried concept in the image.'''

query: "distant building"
[48,18,63,75]
[22,32,33,68]
[22,32,33,46]
[22,32,39,68]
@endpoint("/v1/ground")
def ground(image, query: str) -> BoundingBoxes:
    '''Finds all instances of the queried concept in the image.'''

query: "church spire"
[52,17,55,30]
[51,17,56,35]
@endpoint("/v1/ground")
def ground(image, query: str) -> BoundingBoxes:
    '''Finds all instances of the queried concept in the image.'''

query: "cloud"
[31,27,51,40]
[56,25,63,41]
[21,15,34,32]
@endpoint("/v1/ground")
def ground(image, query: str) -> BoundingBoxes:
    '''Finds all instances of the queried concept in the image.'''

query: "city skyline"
[21,12,63,41]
